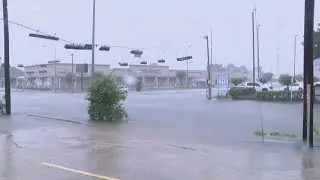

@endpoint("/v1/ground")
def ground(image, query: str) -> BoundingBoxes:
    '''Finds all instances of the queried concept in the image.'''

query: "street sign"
[177,56,193,61]
[217,72,229,95]
[48,60,60,64]
[76,63,88,73]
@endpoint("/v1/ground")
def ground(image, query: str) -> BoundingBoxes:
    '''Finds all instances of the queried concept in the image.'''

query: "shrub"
[230,77,243,86]
[0,95,5,115]
[256,91,303,102]
[135,80,142,92]
[228,87,256,100]
[86,74,128,121]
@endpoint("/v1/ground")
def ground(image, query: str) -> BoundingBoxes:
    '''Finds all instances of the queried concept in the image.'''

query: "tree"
[295,74,303,82]
[230,77,243,86]
[279,74,293,90]
[261,72,274,83]
[94,72,105,80]
[65,72,75,91]
[86,74,127,121]
[175,71,186,87]
[259,77,268,84]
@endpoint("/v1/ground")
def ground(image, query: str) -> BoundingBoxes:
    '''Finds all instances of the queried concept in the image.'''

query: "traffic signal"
[99,46,110,51]
[158,59,165,63]
[119,62,128,66]
[83,44,93,50]
[29,33,59,41]
[130,49,143,56]
[64,44,84,50]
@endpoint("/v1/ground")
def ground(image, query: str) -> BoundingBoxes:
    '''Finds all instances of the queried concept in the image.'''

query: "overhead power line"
[0,17,149,50]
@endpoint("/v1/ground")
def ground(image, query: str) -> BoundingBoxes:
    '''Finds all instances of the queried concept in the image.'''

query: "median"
[228,87,303,102]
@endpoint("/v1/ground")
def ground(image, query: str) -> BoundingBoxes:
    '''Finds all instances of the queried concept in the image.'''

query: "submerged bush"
[0,95,5,115]
[228,87,256,100]
[86,75,128,121]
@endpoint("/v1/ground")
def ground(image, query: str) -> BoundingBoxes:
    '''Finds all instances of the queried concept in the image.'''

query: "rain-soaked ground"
[1,89,320,179]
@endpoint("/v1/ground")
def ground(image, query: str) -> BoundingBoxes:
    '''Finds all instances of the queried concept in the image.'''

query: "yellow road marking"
[42,162,120,180]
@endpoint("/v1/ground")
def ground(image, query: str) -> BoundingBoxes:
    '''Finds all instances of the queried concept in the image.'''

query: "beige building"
[23,63,207,90]
[23,63,111,90]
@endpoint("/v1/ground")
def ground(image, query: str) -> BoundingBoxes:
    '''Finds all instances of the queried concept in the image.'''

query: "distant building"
[22,63,207,90]
[23,63,111,90]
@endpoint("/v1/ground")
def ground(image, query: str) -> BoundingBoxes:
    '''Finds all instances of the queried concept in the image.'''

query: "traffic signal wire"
[0,17,149,50]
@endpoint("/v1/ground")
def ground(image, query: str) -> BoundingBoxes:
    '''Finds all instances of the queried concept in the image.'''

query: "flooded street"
[0,91,319,179]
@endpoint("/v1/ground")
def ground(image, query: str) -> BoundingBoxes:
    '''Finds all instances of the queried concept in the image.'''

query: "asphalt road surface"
[1,89,320,179]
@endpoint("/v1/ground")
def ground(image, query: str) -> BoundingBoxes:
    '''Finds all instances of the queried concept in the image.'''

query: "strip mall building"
[23,63,207,90]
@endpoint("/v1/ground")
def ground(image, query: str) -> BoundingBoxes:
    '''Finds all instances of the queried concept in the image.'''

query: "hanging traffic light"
[119,62,128,66]
[64,44,84,50]
[99,46,110,51]
[29,33,59,41]
[130,49,143,56]
[158,59,165,63]
[83,44,94,50]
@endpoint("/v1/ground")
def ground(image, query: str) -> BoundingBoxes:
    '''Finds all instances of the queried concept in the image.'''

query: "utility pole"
[293,35,297,82]
[210,28,213,87]
[257,24,261,79]
[91,0,96,83]
[303,0,315,148]
[2,0,11,115]
[252,10,256,89]
[205,35,212,100]
[186,45,192,88]
[71,53,74,93]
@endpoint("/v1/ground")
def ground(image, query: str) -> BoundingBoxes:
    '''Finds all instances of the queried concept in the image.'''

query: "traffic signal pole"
[2,0,11,115]
[303,0,315,148]
[205,36,212,100]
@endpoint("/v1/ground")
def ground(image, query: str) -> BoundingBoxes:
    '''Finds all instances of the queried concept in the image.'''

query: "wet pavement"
[1,90,320,179]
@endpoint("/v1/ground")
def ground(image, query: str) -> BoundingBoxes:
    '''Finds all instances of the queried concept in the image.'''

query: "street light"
[185,45,192,88]
[204,35,212,100]
[256,24,261,79]
[293,35,298,82]
[48,60,60,93]
[91,0,96,83]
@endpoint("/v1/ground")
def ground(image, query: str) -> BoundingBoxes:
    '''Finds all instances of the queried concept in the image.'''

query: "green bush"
[228,87,256,100]
[86,74,128,121]
[135,80,142,92]
[0,95,5,115]
[256,91,303,102]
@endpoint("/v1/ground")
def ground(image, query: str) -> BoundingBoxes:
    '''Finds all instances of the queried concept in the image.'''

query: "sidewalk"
[1,115,320,179]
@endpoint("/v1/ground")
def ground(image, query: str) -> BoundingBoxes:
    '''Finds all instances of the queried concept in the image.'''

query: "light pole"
[2,0,11,115]
[71,53,74,93]
[293,35,298,82]
[256,24,261,79]
[252,10,256,89]
[186,45,192,88]
[204,35,212,100]
[210,28,213,86]
[91,0,96,83]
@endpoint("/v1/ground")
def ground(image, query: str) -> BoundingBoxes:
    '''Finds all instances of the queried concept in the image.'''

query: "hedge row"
[228,87,303,102]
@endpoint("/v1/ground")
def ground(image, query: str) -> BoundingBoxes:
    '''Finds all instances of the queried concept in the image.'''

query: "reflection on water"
[301,153,315,180]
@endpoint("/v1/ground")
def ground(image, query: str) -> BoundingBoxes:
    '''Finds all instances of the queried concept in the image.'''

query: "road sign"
[177,56,193,61]
[217,72,229,95]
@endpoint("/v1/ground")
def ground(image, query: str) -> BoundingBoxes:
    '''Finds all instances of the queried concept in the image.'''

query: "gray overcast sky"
[1,0,320,74]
